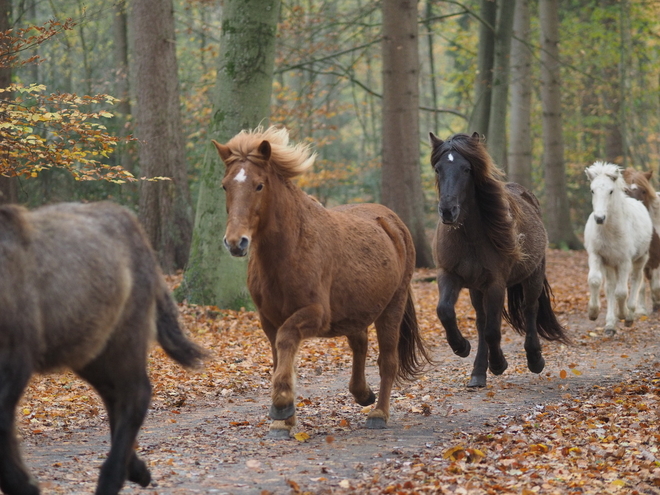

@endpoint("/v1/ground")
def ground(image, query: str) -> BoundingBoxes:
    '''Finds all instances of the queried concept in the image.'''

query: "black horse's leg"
[0,351,39,495]
[77,354,152,495]
[346,330,376,407]
[471,286,508,387]
[467,290,488,387]
[522,271,545,374]
[436,272,470,357]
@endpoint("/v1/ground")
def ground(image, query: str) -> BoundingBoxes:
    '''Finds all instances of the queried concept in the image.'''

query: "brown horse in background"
[623,167,660,310]
[215,126,431,436]
[429,132,570,388]
[0,202,206,495]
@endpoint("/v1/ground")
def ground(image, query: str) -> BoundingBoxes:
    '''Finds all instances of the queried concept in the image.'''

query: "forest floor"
[17,249,660,495]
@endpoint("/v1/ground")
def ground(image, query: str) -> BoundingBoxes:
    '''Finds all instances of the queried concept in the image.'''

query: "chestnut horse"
[215,127,431,436]
[623,167,660,311]
[429,132,569,387]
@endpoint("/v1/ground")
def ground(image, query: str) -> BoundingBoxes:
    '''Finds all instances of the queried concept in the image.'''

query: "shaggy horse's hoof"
[527,356,545,374]
[452,339,471,358]
[604,327,617,337]
[269,402,295,420]
[624,318,634,327]
[365,417,387,429]
[467,375,486,388]
[356,390,376,407]
[128,456,151,487]
[588,307,598,321]
[489,360,508,376]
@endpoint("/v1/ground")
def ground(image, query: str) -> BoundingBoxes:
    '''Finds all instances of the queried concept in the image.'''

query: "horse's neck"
[255,184,318,256]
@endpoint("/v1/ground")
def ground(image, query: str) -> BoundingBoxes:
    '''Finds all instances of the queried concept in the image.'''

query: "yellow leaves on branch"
[0,83,135,183]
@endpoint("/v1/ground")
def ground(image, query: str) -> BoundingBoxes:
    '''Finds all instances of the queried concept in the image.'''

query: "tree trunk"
[486,0,516,170]
[0,0,18,204]
[539,0,581,249]
[113,0,135,178]
[381,0,433,268]
[508,0,533,190]
[468,0,496,136]
[177,0,281,307]
[132,0,193,272]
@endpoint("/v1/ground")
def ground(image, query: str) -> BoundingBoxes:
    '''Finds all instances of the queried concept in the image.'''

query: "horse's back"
[1,202,159,372]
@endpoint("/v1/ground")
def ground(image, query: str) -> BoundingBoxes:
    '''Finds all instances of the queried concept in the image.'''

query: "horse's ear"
[645,170,653,180]
[258,140,272,161]
[429,132,443,147]
[212,140,232,162]
[471,132,480,141]
[585,167,595,181]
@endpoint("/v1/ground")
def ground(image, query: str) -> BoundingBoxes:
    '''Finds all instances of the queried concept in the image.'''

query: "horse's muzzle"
[594,215,605,225]
[223,235,250,257]
[440,206,459,225]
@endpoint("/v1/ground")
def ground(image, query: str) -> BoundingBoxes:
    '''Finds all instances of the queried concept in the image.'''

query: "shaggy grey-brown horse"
[0,201,205,495]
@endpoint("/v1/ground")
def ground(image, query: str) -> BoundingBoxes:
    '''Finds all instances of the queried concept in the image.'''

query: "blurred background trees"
[1,0,659,303]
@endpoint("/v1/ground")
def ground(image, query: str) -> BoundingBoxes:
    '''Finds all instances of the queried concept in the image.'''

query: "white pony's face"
[589,173,618,225]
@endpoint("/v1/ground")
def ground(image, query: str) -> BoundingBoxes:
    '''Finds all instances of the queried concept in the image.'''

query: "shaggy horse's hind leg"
[521,277,545,374]
[629,255,649,320]
[0,352,39,495]
[651,268,660,311]
[78,356,152,495]
[347,331,376,407]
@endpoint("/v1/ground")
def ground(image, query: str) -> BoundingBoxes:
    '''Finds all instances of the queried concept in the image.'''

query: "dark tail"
[156,287,207,368]
[397,288,434,382]
[504,278,572,345]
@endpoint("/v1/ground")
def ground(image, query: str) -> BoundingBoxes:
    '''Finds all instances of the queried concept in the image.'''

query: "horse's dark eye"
[256,184,264,192]
[609,190,613,195]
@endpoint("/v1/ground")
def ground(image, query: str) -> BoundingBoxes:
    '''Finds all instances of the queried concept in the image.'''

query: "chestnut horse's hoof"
[269,402,295,420]
[356,390,376,407]
[267,427,292,439]
[365,417,387,429]
[467,375,486,388]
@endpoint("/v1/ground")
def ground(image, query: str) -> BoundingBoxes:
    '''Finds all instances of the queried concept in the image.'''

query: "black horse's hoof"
[452,339,471,358]
[467,375,486,388]
[356,390,376,407]
[365,417,387,429]
[489,359,508,376]
[269,402,295,420]
[128,456,151,487]
[528,356,545,374]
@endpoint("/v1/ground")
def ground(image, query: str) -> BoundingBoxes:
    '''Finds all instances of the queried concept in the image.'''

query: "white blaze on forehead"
[234,168,247,182]
[630,184,639,190]
[448,153,454,162]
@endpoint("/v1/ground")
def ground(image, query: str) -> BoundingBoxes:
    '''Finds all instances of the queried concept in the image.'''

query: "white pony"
[584,161,653,335]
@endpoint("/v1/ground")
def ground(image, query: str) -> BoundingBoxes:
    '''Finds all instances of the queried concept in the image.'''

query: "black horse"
[0,201,205,495]
[430,132,570,387]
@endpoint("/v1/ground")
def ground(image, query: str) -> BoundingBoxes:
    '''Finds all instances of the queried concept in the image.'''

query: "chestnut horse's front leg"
[268,305,325,430]
[436,272,470,357]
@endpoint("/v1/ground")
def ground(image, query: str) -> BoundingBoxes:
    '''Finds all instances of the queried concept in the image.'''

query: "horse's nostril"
[239,236,250,251]
[223,237,230,249]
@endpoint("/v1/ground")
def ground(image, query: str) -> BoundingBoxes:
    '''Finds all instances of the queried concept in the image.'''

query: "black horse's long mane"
[434,133,522,261]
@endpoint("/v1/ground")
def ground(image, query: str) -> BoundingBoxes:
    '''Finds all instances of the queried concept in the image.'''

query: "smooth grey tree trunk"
[133,0,193,272]
[177,0,281,307]
[508,0,533,190]
[468,0,496,136]
[539,0,581,249]
[486,0,516,170]
[381,0,433,268]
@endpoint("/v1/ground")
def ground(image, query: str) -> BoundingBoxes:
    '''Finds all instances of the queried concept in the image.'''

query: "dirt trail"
[19,250,660,494]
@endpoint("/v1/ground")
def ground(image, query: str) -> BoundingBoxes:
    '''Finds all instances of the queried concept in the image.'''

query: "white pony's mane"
[585,161,625,187]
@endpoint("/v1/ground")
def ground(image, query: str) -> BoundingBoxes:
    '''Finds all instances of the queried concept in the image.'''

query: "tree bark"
[508,0,533,190]
[177,0,281,307]
[381,0,433,268]
[132,0,193,272]
[113,0,135,177]
[539,0,581,249]
[0,0,18,204]
[486,0,516,170]
[468,0,496,136]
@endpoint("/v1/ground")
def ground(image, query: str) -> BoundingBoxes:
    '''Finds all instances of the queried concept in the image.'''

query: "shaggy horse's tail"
[156,287,207,368]
[397,288,434,382]
[504,278,572,345]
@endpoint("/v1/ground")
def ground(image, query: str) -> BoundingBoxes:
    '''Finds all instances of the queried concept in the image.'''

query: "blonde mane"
[224,126,316,179]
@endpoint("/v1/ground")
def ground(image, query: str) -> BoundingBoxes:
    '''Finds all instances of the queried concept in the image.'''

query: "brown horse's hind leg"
[0,353,39,495]
[77,354,152,495]
[346,331,376,407]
